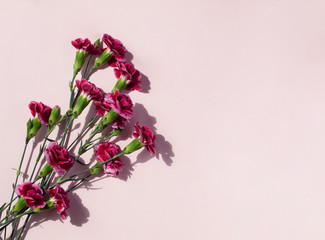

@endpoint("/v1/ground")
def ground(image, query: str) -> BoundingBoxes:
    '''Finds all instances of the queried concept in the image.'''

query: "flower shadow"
[17,192,89,240]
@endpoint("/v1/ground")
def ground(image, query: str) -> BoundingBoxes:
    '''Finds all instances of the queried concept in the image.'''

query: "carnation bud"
[73,50,87,75]
[39,163,53,178]
[112,129,122,136]
[73,95,90,117]
[93,49,112,69]
[48,105,61,127]
[103,110,119,125]
[12,197,27,212]
[94,38,100,46]
[123,138,143,154]
[90,161,103,175]
[112,78,127,92]
[26,117,42,144]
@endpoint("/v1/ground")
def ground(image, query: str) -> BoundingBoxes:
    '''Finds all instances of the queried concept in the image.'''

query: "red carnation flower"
[44,142,74,176]
[16,182,46,209]
[76,79,104,101]
[102,34,126,63]
[95,141,123,176]
[114,62,142,91]
[106,90,134,120]
[29,101,52,125]
[47,185,70,220]
[71,38,101,55]
[133,122,156,155]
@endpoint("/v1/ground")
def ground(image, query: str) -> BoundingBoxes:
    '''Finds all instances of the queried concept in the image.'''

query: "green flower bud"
[12,197,27,212]
[94,49,112,69]
[123,138,143,154]
[73,50,87,75]
[112,78,127,92]
[26,117,42,144]
[48,105,61,127]
[39,163,53,178]
[90,161,103,175]
[46,199,54,209]
[94,38,100,46]
[73,95,90,117]
[112,129,122,136]
[102,110,119,125]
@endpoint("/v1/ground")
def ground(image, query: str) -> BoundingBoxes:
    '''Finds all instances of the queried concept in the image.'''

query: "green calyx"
[112,78,127,92]
[94,49,112,69]
[123,138,143,154]
[39,163,53,178]
[90,160,103,175]
[73,50,87,74]
[73,95,90,117]
[26,117,42,144]
[12,197,27,213]
[48,106,61,128]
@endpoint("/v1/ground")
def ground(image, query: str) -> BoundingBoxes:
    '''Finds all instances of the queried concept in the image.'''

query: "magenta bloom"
[102,34,126,63]
[71,38,101,55]
[29,101,52,125]
[16,182,46,209]
[95,141,123,176]
[44,142,74,176]
[47,185,70,220]
[94,100,111,117]
[106,90,134,119]
[76,79,104,101]
[133,122,156,155]
[111,116,127,130]
[71,38,91,50]
[114,62,142,91]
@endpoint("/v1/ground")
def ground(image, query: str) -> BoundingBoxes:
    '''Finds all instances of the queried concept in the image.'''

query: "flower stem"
[60,116,75,147]
[69,72,77,109]
[82,55,93,78]
[67,174,91,193]
[3,143,28,238]
[67,115,98,151]
[15,213,32,240]
[29,132,51,181]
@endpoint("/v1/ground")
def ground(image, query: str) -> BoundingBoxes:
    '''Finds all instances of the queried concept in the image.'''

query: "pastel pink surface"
[0,0,325,239]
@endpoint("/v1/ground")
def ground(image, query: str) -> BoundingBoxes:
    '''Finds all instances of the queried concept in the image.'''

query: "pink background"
[1,0,325,239]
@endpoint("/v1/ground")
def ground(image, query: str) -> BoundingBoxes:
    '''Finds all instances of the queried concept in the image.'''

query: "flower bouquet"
[0,33,156,239]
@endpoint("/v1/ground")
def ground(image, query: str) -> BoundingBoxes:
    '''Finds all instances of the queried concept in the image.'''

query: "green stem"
[68,152,124,180]
[85,67,95,80]
[29,132,51,181]
[67,116,98,151]
[60,116,75,146]
[67,174,91,193]
[69,73,77,109]
[83,55,93,78]
[15,213,32,240]
[4,143,28,238]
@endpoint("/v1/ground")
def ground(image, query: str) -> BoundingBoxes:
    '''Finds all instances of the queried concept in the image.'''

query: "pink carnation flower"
[95,141,123,176]
[111,116,127,130]
[76,79,104,101]
[71,38,91,50]
[102,34,126,63]
[16,182,46,209]
[94,99,111,117]
[71,38,101,55]
[29,101,52,125]
[133,122,156,155]
[47,185,70,220]
[106,90,134,119]
[114,62,142,91]
[44,142,74,176]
